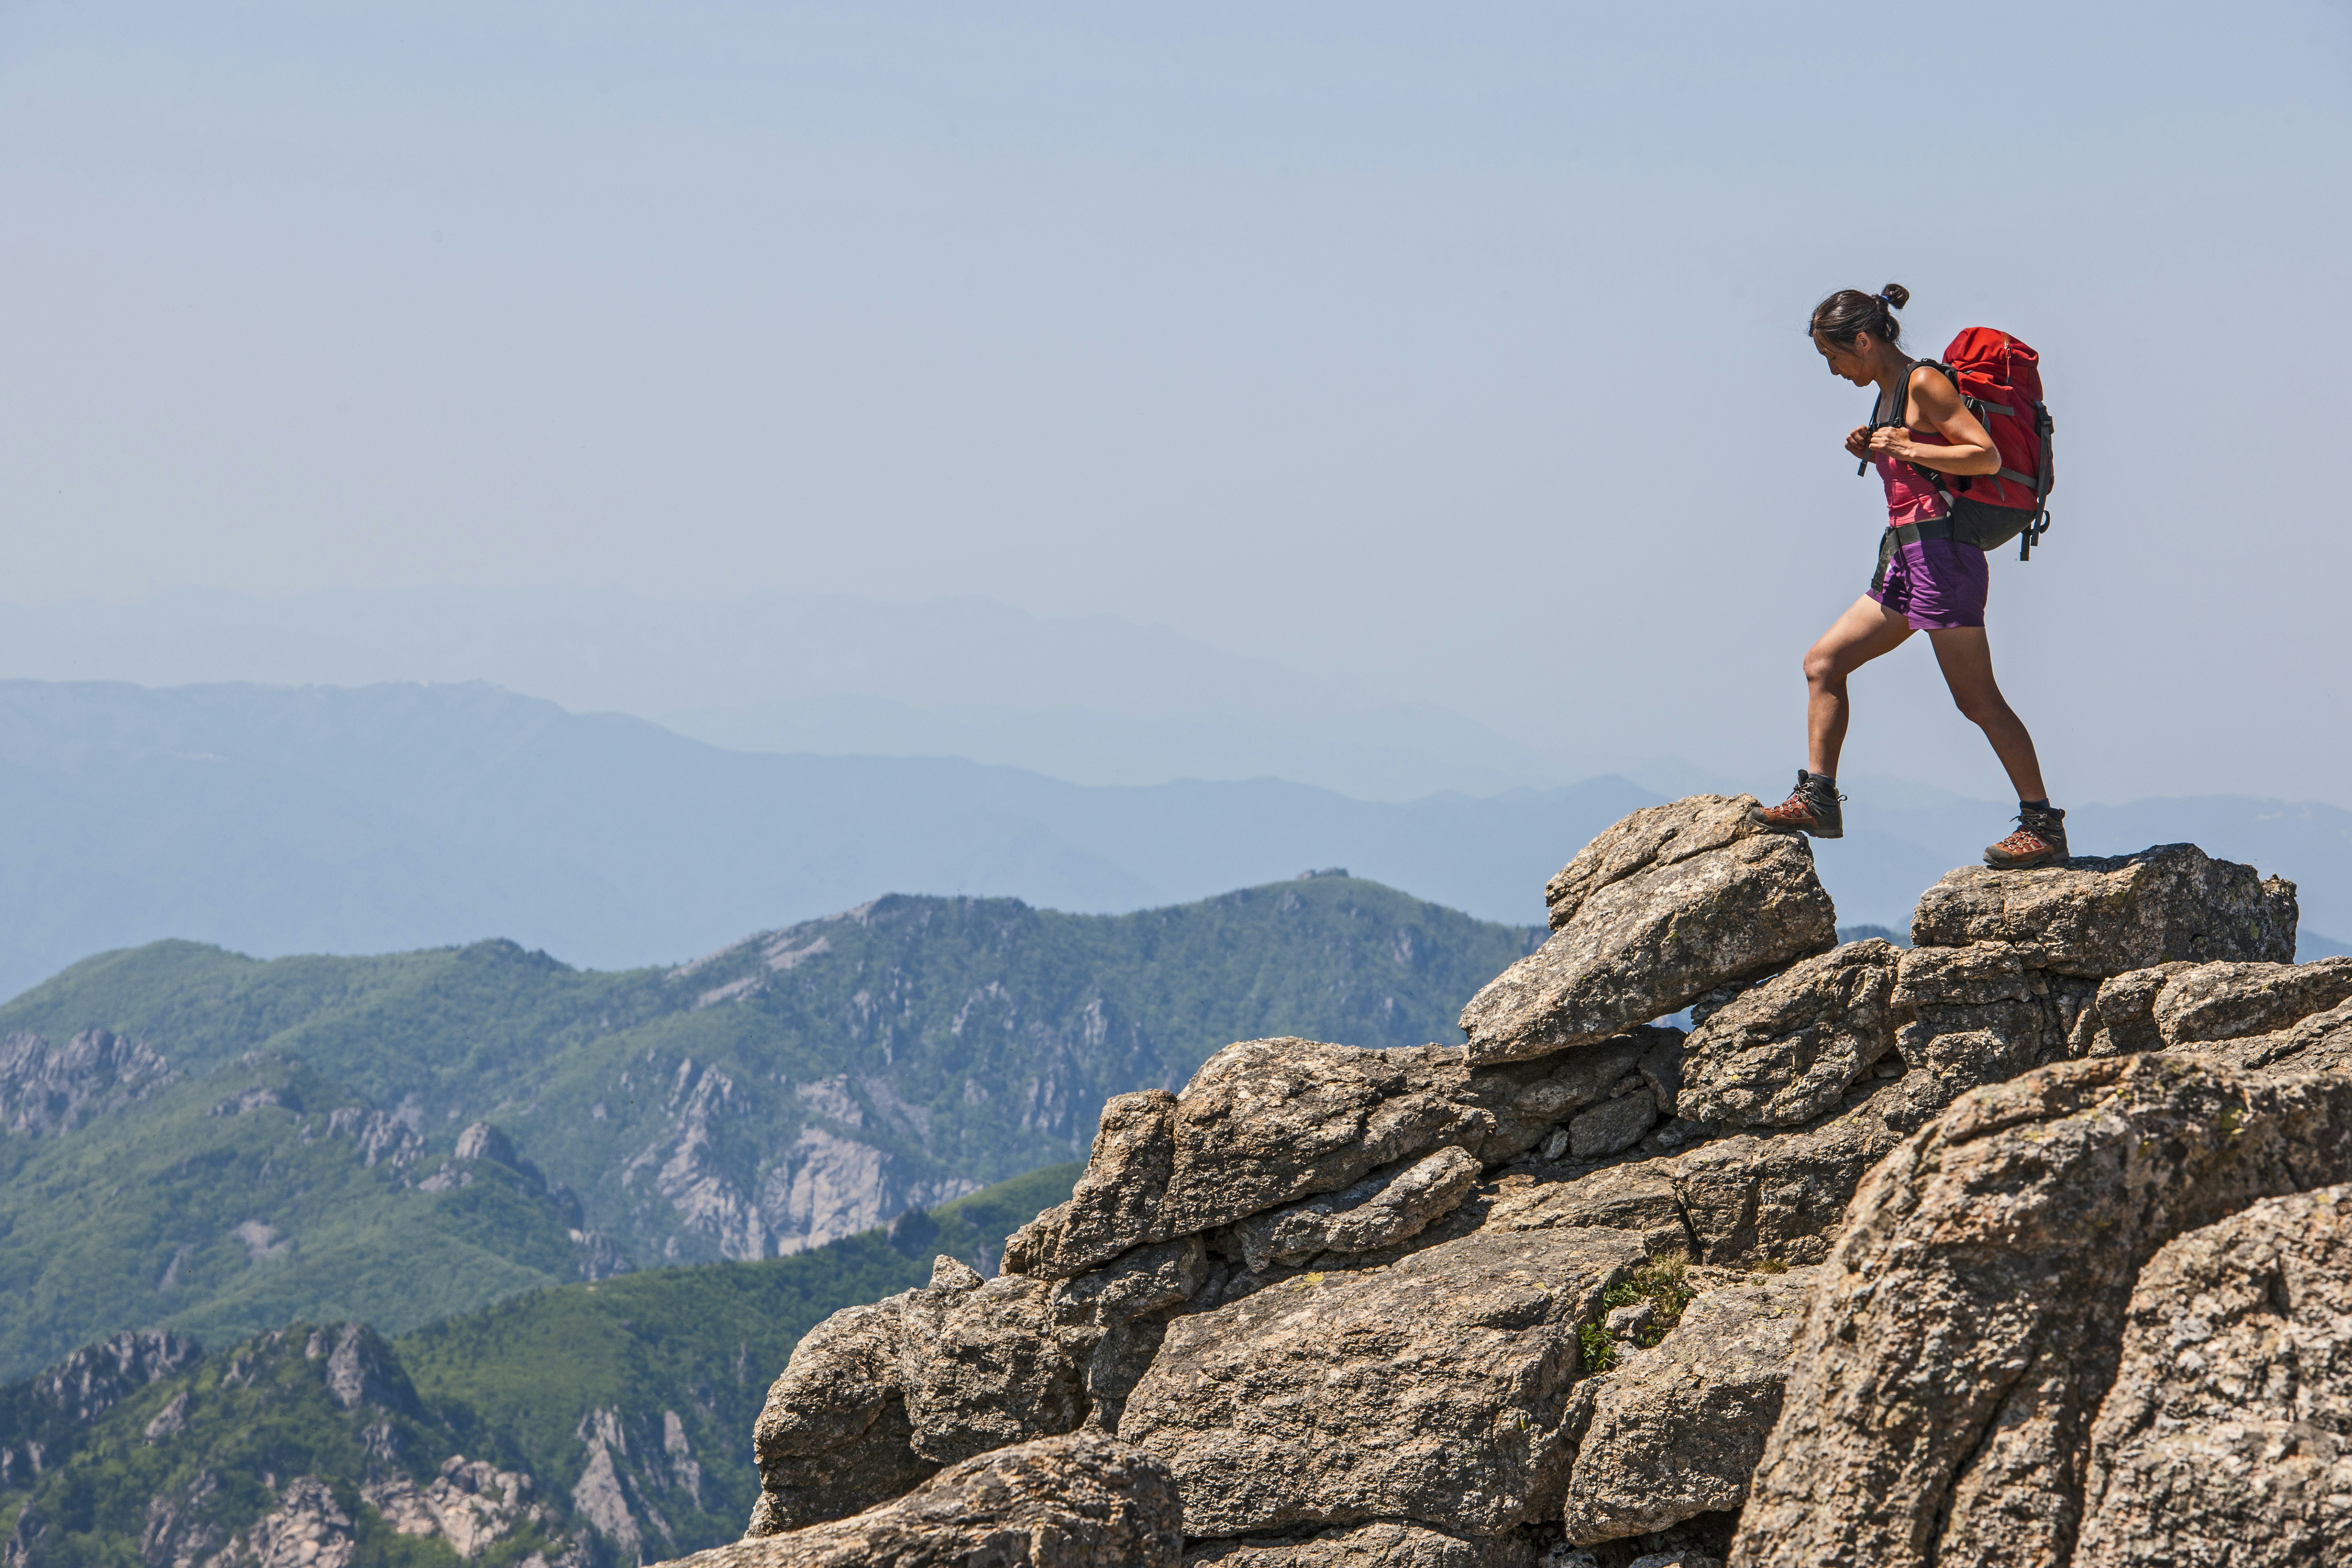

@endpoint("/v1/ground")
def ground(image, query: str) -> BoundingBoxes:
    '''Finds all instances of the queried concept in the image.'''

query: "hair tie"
[1876,291,1897,309]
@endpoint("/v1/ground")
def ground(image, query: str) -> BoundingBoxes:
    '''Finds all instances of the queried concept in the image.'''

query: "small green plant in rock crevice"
[1599,1251,1697,1350]
[1577,1321,1616,1374]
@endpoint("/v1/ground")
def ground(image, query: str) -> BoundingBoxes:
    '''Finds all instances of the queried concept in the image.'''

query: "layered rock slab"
[1009,1035,1667,1280]
[1460,798,1836,1066]
[1226,1146,1483,1273]
[1561,1268,1817,1543]
[2073,1184,2352,1566]
[1732,1055,2352,1568]
[1483,1160,1691,1258]
[2084,956,2352,1071]
[1909,843,2296,974]
[668,1433,1180,1568]
[1678,942,1901,1127]
[1121,1224,1651,1539]
[2175,1000,2352,1079]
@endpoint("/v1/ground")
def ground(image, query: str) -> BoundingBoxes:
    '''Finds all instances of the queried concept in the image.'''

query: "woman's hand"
[1866,424,1913,459]
[1845,425,1872,460]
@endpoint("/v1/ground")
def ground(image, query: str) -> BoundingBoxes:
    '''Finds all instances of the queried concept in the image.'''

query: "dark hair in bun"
[1810,283,1907,349]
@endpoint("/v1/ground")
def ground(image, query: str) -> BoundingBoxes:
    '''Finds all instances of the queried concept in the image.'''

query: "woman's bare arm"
[1865,367,2000,475]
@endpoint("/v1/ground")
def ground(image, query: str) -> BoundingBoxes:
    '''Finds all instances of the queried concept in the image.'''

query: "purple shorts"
[1870,533,1988,630]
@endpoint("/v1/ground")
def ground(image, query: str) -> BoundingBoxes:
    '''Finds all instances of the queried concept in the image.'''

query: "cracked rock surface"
[1679,942,1902,1128]
[2075,1184,2352,1567]
[1183,1520,1540,1566]
[1734,1056,2352,1568]
[1226,1146,1484,1273]
[749,1248,1202,1531]
[1121,1224,1649,1539]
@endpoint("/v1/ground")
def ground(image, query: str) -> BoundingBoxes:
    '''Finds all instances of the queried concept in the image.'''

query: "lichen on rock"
[1562,1266,1817,1544]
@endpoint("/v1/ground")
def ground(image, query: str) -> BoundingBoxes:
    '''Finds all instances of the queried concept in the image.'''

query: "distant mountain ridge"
[0,677,1642,1000]
[0,876,1536,1379]
[0,679,2344,1003]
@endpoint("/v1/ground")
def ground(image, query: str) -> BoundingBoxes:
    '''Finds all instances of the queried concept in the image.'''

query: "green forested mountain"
[396,1164,1081,1557]
[0,1167,1081,1568]
[0,877,1537,1378]
[0,1052,603,1380]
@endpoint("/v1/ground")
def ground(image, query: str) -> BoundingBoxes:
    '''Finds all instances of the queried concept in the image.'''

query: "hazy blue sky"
[3,3,2347,806]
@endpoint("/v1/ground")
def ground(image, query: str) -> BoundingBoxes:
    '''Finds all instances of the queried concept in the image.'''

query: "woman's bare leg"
[1805,596,1914,778]
[1926,626,2048,801]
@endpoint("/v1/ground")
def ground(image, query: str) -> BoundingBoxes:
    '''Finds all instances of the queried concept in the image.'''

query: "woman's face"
[1813,330,1878,387]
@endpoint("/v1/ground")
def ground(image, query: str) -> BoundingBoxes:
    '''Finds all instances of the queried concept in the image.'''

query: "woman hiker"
[1751,283,2067,868]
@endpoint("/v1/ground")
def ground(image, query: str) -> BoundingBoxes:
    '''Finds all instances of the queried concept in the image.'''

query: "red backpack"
[1866,327,2057,558]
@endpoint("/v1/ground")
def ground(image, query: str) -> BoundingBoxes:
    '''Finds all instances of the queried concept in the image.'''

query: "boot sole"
[1748,811,1841,839]
[1984,851,2068,869]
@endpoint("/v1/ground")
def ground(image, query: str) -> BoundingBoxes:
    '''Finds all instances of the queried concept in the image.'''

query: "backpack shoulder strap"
[1870,360,1920,426]
[1909,359,1960,403]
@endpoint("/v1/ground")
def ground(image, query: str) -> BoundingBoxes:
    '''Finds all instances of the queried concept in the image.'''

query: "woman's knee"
[1803,647,1840,686]
[1952,688,2007,727]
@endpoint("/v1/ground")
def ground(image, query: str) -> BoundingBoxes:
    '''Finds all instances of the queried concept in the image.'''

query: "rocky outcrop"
[682,802,2352,1568]
[1668,1078,1927,1267]
[1562,1268,1815,1544]
[367,1458,553,1558]
[28,1328,201,1421]
[1482,1160,1691,1257]
[2074,1184,2352,1566]
[206,1477,359,1568]
[1909,843,2297,973]
[310,1322,417,1413]
[2145,955,2352,1043]
[2174,999,2352,1078]
[1459,798,1836,1066]
[0,1029,173,1138]
[670,1434,1179,1568]
[2084,956,2352,1075]
[1678,943,1902,1127]
[0,1329,204,1489]
[1734,1055,2352,1568]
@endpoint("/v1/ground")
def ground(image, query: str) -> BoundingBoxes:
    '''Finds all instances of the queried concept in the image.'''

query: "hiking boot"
[1751,770,1844,839]
[1984,805,2069,869]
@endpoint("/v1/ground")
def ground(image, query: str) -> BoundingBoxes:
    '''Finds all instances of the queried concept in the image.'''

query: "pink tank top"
[1874,368,1953,526]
